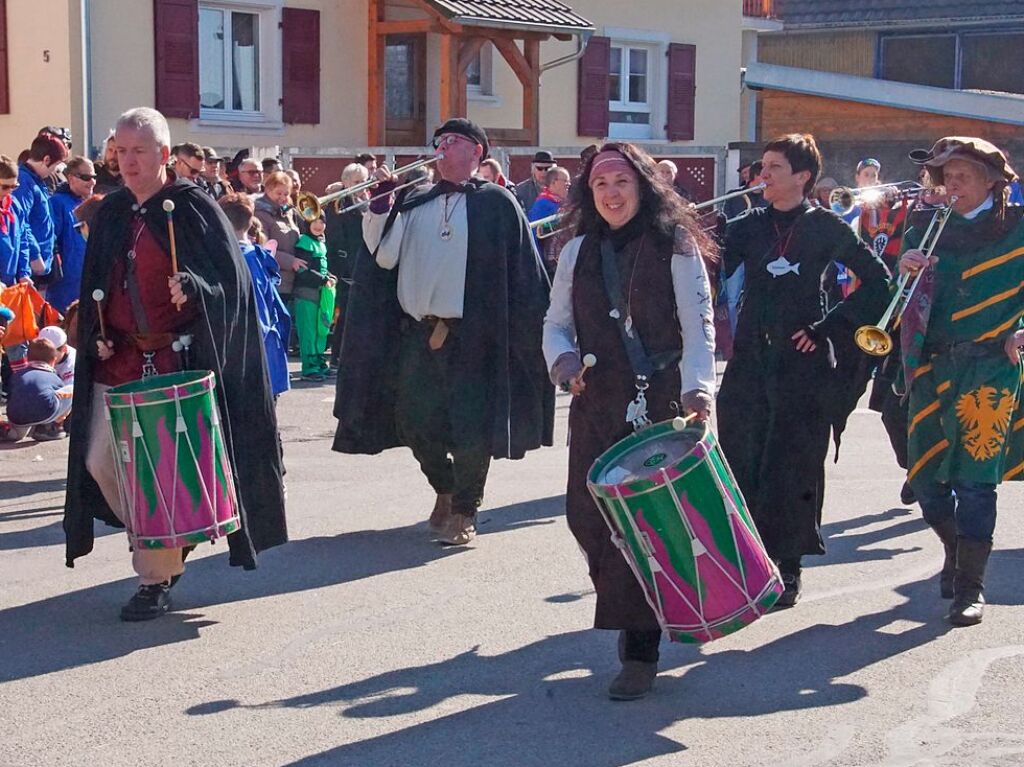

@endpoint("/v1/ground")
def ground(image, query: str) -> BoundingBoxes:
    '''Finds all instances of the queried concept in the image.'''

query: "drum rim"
[587,419,712,493]
[105,370,215,397]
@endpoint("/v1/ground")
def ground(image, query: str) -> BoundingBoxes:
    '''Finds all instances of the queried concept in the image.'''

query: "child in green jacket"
[293,215,336,381]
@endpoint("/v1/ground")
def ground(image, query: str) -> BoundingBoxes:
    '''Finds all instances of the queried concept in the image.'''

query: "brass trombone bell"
[295,156,440,222]
[828,182,924,217]
[853,195,958,356]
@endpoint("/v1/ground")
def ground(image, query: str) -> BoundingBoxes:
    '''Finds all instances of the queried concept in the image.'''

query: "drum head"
[597,429,699,486]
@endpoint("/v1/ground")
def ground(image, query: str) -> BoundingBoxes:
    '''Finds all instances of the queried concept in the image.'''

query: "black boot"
[609,630,660,701]
[120,582,172,622]
[773,558,802,609]
[947,538,992,627]
[928,518,958,599]
[900,480,916,506]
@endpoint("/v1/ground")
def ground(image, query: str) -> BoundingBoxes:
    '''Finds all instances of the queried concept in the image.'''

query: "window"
[880,35,955,89]
[608,45,652,139]
[199,4,261,114]
[466,44,494,98]
[880,31,1024,94]
[961,33,1024,94]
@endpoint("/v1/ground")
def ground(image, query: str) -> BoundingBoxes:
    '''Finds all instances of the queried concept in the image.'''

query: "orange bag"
[0,283,62,348]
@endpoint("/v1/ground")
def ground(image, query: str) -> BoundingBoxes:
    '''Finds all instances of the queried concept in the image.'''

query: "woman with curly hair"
[542,142,717,700]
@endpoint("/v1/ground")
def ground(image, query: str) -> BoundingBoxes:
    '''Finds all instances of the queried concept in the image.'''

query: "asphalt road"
[1,368,1022,767]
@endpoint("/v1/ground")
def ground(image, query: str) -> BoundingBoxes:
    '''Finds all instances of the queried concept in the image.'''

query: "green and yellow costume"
[904,207,1024,489]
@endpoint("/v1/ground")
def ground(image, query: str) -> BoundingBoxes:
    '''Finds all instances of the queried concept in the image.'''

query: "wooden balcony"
[743,0,777,18]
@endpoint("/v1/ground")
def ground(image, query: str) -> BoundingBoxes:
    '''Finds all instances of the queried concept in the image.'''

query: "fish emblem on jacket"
[766,255,800,278]
[955,385,1016,461]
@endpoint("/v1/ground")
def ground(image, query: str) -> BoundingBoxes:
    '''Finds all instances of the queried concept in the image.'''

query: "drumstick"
[92,289,107,342]
[672,414,698,431]
[576,353,597,385]
[162,199,181,311]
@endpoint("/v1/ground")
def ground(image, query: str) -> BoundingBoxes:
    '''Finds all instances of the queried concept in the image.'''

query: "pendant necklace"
[623,234,647,338]
[440,194,461,241]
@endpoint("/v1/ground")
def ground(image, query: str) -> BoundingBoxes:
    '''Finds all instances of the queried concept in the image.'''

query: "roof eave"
[448,15,594,37]
[773,16,1024,33]
[745,62,1024,127]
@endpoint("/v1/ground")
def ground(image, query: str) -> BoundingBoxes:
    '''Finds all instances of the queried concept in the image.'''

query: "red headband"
[589,150,636,186]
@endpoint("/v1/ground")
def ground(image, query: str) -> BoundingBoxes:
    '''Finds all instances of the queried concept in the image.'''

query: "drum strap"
[600,238,681,430]
[124,230,158,377]
[599,238,681,380]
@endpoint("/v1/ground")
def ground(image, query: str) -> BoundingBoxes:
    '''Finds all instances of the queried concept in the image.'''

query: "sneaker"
[773,572,802,609]
[31,423,67,441]
[120,582,172,621]
[437,514,476,546]
[301,372,326,382]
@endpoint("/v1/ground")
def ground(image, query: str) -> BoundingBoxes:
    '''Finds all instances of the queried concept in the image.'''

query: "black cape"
[333,179,554,459]
[63,180,288,570]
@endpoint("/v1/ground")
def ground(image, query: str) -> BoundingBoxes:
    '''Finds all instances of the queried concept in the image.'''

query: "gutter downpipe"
[81,0,94,154]
[540,30,593,74]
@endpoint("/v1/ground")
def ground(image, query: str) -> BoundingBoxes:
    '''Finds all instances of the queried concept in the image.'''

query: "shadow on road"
[816,506,928,567]
[185,577,967,767]
[0,494,565,684]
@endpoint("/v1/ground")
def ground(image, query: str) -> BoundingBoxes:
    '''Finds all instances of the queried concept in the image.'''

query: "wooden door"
[384,34,427,146]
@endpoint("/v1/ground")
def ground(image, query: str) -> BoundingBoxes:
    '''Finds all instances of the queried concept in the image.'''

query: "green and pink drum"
[588,417,782,643]
[104,370,240,550]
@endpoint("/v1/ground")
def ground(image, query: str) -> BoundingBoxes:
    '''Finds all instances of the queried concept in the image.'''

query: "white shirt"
[543,233,717,397]
[55,346,76,384]
[363,192,469,320]
[963,193,994,221]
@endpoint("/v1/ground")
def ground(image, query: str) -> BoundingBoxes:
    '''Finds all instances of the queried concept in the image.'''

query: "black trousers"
[395,319,492,518]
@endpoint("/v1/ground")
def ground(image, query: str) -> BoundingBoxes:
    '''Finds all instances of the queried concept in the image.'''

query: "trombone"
[829,181,924,217]
[530,212,566,240]
[692,182,767,211]
[295,156,440,222]
[854,196,958,356]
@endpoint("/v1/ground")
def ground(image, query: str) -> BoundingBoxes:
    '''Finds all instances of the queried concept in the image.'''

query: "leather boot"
[947,537,992,627]
[608,661,658,701]
[928,517,958,599]
[609,630,660,700]
[427,493,453,533]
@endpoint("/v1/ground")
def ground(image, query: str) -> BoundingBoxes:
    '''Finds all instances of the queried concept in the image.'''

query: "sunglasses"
[179,161,204,178]
[73,173,97,182]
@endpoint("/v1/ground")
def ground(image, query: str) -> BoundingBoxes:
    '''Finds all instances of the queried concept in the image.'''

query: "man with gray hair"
[64,107,288,621]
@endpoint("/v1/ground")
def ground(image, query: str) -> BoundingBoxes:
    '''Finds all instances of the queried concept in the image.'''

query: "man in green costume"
[900,137,1024,626]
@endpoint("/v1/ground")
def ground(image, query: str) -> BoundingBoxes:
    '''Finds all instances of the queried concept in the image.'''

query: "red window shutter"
[666,43,696,141]
[577,35,609,138]
[153,0,199,119]
[0,0,10,115]
[281,7,320,124]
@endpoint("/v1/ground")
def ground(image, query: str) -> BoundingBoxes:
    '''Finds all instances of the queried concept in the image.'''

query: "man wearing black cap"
[516,150,554,212]
[333,117,554,546]
[200,147,227,199]
[899,136,1024,627]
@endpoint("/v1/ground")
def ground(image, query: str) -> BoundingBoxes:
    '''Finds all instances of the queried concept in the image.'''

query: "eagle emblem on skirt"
[955,386,1015,461]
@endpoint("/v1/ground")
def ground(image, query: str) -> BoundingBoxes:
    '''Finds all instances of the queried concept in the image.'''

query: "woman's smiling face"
[591,169,640,230]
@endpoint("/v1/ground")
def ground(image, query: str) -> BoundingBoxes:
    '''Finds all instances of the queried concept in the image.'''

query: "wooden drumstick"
[162,199,181,311]
[576,353,597,385]
[92,289,108,342]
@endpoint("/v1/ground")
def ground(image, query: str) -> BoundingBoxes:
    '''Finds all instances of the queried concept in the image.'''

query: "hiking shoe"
[120,582,172,622]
